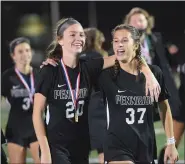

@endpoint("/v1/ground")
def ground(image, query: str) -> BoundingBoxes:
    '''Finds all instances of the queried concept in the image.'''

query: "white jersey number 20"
[126,108,146,124]
[66,100,85,119]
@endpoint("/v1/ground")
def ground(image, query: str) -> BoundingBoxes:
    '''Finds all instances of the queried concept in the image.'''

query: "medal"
[60,59,80,122]
[75,112,78,122]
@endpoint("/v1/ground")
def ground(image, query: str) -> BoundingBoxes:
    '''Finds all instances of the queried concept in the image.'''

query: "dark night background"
[2,1,185,72]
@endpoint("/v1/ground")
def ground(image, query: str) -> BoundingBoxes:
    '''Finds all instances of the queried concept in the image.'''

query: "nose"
[22,52,31,58]
[137,21,144,29]
[23,52,28,57]
[118,41,124,47]
[75,34,83,41]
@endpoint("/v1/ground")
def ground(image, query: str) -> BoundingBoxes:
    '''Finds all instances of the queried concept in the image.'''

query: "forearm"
[103,55,116,69]
[157,106,165,128]
[33,111,50,152]
[33,95,50,153]
[159,100,174,139]
[164,108,174,138]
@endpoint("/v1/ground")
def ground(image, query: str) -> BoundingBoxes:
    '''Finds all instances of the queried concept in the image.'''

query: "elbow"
[32,104,38,126]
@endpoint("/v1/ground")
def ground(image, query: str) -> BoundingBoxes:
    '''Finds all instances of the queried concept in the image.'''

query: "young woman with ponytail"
[98,24,178,164]
[33,18,161,164]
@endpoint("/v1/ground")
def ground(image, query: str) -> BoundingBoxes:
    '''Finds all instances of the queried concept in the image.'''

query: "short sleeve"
[35,65,56,98]
[84,57,104,80]
[150,65,170,102]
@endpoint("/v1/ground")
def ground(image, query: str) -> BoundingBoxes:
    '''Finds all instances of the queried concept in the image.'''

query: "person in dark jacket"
[80,27,108,164]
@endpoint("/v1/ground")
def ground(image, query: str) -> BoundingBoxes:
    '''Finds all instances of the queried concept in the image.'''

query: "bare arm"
[42,56,161,101]
[159,100,174,138]
[33,93,51,163]
[103,55,161,101]
[140,57,161,101]
[159,100,178,164]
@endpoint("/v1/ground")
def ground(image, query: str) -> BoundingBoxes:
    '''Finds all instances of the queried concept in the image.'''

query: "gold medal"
[75,112,78,122]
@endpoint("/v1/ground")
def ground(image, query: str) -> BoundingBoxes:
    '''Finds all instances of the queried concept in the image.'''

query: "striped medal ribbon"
[60,59,80,122]
[15,67,35,103]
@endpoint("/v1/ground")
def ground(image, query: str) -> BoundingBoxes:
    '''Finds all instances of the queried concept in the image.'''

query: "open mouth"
[73,43,83,48]
[117,49,125,56]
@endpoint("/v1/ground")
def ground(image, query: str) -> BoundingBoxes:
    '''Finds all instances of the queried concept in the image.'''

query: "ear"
[133,44,139,51]
[11,53,14,59]
[58,36,64,46]
[11,53,16,62]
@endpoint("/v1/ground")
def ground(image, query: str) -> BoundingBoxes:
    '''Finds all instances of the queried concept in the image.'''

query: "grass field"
[1,100,184,163]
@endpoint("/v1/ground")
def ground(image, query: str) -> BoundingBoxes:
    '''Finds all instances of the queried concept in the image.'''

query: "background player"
[81,27,108,164]
[1,37,40,163]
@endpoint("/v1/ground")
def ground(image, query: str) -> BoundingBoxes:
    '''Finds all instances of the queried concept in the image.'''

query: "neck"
[119,59,138,75]
[15,64,32,74]
[62,54,78,68]
[140,34,146,44]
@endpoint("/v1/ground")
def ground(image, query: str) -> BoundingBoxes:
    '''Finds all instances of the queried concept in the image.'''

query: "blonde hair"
[124,7,155,34]
[84,28,108,57]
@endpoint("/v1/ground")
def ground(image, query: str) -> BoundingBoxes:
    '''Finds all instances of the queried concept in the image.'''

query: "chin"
[116,55,124,61]
[75,49,82,54]
[117,57,130,63]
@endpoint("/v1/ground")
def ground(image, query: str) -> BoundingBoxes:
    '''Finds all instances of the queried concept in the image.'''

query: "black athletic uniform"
[35,58,104,164]
[99,65,170,164]
[2,67,38,147]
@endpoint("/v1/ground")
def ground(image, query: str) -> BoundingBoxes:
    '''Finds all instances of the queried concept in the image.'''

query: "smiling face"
[58,23,86,55]
[11,42,32,65]
[113,29,137,63]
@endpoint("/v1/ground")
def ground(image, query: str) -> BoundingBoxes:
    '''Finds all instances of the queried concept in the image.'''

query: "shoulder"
[79,57,104,68]
[101,66,114,77]
[148,64,163,78]
[149,64,162,72]
[80,50,102,60]
[152,32,162,38]
[39,64,59,75]
[2,67,14,78]
[148,32,163,43]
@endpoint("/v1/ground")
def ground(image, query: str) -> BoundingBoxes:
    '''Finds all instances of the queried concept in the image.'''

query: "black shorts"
[104,133,153,164]
[104,149,153,164]
[104,147,135,163]
[6,134,37,148]
[49,139,90,164]
[172,106,185,123]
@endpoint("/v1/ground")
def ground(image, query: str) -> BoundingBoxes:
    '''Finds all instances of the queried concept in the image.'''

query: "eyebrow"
[69,31,84,33]
[113,37,128,39]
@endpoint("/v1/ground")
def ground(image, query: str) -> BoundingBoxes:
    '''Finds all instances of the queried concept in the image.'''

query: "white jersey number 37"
[126,108,146,124]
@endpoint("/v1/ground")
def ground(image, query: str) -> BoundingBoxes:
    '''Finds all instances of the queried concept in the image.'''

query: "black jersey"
[2,67,38,138]
[35,58,103,145]
[99,65,170,163]
[1,130,6,144]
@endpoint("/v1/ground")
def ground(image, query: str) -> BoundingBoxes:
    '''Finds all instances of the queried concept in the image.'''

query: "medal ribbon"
[15,67,35,103]
[60,59,80,111]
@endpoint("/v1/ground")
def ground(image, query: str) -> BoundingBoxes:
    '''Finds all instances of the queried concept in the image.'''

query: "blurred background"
[2,1,185,71]
[1,1,185,163]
